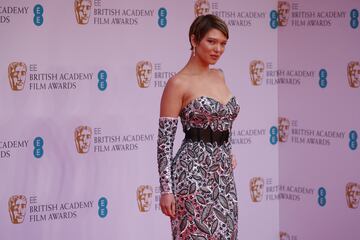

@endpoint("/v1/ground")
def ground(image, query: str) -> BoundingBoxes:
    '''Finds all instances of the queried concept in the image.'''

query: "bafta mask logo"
[250,60,265,86]
[74,0,92,25]
[136,61,153,88]
[250,177,264,202]
[278,117,290,143]
[8,195,27,224]
[278,1,290,27]
[194,0,210,17]
[280,231,290,240]
[74,126,92,154]
[347,61,360,88]
[345,182,360,209]
[8,62,27,91]
[137,185,153,212]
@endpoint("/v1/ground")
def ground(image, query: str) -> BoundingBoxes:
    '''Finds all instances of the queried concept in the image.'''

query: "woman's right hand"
[160,193,176,219]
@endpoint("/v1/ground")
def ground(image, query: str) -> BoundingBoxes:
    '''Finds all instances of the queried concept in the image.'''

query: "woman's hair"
[189,14,229,50]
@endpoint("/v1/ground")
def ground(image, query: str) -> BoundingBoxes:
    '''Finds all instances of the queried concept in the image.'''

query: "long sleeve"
[157,117,178,194]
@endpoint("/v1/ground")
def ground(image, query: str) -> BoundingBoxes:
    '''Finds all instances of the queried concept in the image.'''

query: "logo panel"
[248,60,319,86]
[136,61,153,88]
[278,1,290,27]
[74,0,92,25]
[278,117,346,146]
[74,126,92,154]
[8,195,27,224]
[250,177,264,202]
[348,61,360,88]
[346,182,360,209]
[249,60,265,86]
[278,117,290,143]
[193,1,267,27]
[6,62,96,91]
[135,60,176,88]
[75,0,155,26]
[194,0,210,17]
[250,177,315,202]
[271,1,348,28]
[136,185,153,212]
[8,62,27,91]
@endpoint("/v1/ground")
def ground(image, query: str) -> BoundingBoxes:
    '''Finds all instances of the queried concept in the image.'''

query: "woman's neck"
[183,54,210,75]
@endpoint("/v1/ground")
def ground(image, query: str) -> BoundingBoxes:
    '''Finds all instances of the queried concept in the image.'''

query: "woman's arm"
[157,76,185,218]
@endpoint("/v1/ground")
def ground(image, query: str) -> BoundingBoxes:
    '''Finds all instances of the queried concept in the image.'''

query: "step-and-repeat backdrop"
[0,0,358,239]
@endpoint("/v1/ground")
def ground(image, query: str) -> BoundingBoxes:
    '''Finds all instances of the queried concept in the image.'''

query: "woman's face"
[195,28,228,65]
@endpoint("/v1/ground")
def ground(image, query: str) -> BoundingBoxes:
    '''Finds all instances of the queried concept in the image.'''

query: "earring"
[193,46,196,57]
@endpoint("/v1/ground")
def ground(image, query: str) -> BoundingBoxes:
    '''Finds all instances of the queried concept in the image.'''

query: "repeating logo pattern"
[249,177,315,202]
[135,185,161,213]
[74,126,154,153]
[136,61,153,88]
[157,7,167,28]
[248,60,316,86]
[74,0,92,25]
[8,62,27,91]
[269,1,290,29]
[278,117,290,143]
[7,62,96,91]
[347,61,360,88]
[317,187,326,207]
[98,197,108,218]
[74,126,92,154]
[76,0,155,25]
[346,182,360,209]
[278,117,346,146]
[136,185,153,212]
[33,137,44,158]
[135,60,176,88]
[33,4,44,26]
[9,195,95,223]
[249,60,265,86]
[319,69,328,88]
[350,9,359,29]
[205,0,266,27]
[194,0,210,17]
[270,126,278,145]
[97,70,108,91]
[8,195,27,224]
[250,177,264,202]
[278,1,290,27]
[271,1,347,28]
[349,130,358,150]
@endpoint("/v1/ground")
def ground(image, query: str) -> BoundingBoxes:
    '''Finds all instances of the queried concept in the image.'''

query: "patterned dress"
[158,96,240,240]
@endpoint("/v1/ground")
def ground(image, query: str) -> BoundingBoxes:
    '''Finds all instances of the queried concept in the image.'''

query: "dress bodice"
[179,96,240,131]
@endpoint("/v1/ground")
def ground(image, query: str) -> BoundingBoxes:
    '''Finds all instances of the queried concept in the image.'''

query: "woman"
[157,14,240,240]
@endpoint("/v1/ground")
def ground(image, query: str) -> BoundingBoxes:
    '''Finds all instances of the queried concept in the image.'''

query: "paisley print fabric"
[157,117,178,194]
[157,96,240,240]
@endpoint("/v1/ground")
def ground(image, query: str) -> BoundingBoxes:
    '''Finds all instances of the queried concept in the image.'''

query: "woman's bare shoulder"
[210,68,226,81]
[165,71,190,91]
[160,72,189,117]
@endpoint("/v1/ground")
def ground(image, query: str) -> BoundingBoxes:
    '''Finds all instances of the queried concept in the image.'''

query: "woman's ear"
[190,34,197,49]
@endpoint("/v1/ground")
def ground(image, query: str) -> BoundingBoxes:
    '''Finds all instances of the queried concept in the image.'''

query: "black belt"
[184,127,229,145]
